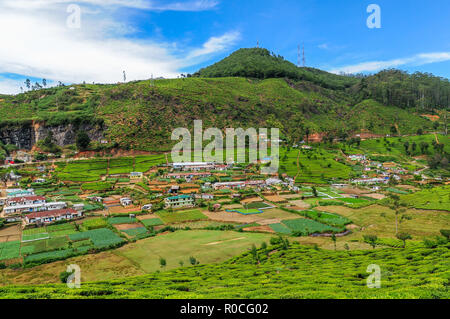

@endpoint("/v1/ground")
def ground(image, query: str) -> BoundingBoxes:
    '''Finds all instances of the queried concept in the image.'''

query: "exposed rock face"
[0,122,104,150]
[0,125,34,149]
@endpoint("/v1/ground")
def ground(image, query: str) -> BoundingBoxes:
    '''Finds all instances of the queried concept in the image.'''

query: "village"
[0,131,448,273]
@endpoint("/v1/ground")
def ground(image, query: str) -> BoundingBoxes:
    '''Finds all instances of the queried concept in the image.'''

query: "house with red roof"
[6,196,46,207]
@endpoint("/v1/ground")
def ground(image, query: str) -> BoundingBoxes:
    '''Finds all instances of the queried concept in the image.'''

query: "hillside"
[0,48,447,151]
[194,48,358,90]
[0,241,448,299]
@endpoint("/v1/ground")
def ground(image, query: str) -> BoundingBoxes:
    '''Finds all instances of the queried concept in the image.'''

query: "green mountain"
[194,48,358,90]
[0,48,447,151]
[0,241,448,299]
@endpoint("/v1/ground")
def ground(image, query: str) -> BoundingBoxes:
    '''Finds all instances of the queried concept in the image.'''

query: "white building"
[120,198,133,206]
[141,204,153,211]
[130,172,143,179]
[25,209,82,225]
[73,203,85,212]
[6,196,46,207]
[164,195,195,208]
[6,189,34,198]
[172,162,215,171]
[3,201,66,215]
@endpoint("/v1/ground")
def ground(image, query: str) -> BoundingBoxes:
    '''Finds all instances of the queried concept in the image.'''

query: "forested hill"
[0,48,448,151]
[353,69,450,112]
[194,48,359,90]
[195,48,450,112]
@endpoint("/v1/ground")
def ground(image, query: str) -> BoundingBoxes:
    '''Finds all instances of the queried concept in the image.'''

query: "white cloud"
[0,0,237,94]
[0,10,181,85]
[0,79,27,95]
[329,52,450,74]
[187,31,241,59]
[1,0,218,11]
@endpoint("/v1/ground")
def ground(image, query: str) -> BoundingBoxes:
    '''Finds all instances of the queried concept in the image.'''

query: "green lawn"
[113,230,273,273]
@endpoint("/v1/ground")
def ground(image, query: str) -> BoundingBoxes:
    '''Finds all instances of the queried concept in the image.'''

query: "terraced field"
[0,241,448,299]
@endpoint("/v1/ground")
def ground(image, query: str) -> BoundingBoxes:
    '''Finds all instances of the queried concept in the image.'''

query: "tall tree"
[76,131,91,151]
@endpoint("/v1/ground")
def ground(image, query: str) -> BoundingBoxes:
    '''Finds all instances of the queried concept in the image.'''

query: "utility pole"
[123,70,126,83]
[444,111,448,136]
[302,43,306,67]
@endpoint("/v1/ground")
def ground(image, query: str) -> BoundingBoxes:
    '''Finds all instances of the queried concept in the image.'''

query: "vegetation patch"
[140,218,164,227]
[156,210,208,224]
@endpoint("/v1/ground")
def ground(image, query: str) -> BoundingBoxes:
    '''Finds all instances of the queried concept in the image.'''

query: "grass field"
[304,210,352,227]
[82,218,109,230]
[319,205,450,239]
[0,230,273,285]
[0,241,21,261]
[226,208,263,215]
[278,148,352,183]
[156,210,208,224]
[122,227,149,237]
[245,202,273,209]
[280,218,343,235]
[113,230,273,273]
[398,186,450,211]
[140,218,164,227]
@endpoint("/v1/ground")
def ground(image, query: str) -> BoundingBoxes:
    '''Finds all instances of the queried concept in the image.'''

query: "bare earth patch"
[280,194,302,199]
[108,205,142,215]
[241,197,263,204]
[204,237,246,246]
[288,200,311,209]
[340,187,369,195]
[264,195,287,203]
[362,193,386,200]
[115,223,142,231]
[243,225,275,233]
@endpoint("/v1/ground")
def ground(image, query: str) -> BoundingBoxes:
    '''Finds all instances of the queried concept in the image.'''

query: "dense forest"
[196,48,450,113]
[354,70,450,111]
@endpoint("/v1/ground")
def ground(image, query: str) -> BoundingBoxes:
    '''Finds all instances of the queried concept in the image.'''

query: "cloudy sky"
[1,0,449,94]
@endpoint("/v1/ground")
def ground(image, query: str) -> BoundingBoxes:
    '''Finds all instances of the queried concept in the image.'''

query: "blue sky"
[0,0,449,94]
